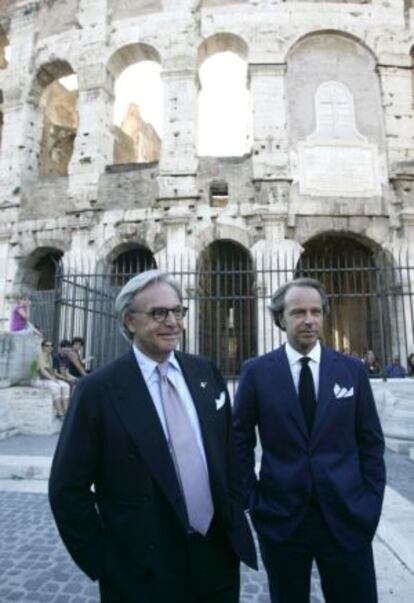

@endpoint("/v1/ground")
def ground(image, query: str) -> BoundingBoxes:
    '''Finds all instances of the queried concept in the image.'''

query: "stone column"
[252,225,302,355]
[155,209,198,354]
[158,66,199,204]
[249,63,289,181]
[376,64,414,174]
[0,1,39,206]
[68,0,112,209]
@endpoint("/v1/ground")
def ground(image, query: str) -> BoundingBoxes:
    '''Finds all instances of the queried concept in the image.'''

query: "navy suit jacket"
[49,349,256,603]
[233,344,386,552]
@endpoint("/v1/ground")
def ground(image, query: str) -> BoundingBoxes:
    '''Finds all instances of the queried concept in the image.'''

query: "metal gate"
[30,250,414,381]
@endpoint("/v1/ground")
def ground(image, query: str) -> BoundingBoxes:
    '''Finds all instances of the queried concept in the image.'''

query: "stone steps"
[0,454,51,481]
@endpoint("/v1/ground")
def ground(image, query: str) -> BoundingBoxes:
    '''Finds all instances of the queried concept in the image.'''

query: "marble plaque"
[297,81,381,197]
[298,141,381,197]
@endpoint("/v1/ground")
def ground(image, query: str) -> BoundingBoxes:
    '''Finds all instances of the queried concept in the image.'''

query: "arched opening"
[109,44,163,165]
[34,62,78,177]
[197,34,251,157]
[110,245,157,287]
[198,240,257,378]
[18,248,63,337]
[286,32,384,197]
[296,234,390,362]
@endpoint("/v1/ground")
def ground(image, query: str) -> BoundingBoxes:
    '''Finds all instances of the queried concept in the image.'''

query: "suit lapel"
[273,346,309,439]
[110,350,188,530]
[312,346,336,438]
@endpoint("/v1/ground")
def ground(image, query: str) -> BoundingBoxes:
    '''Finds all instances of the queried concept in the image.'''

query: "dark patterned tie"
[157,361,214,535]
[299,357,316,433]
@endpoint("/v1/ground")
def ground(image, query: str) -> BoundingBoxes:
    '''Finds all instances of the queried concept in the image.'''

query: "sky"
[60,51,251,156]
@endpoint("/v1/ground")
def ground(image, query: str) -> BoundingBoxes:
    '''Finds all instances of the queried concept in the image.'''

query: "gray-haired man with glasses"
[49,269,256,603]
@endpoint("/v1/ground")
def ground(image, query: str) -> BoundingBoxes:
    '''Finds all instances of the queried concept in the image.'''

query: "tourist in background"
[407,353,414,377]
[67,336,89,377]
[362,349,383,378]
[31,339,71,419]
[9,294,41,336]
[384,355,406,378]
[53,340,78,388]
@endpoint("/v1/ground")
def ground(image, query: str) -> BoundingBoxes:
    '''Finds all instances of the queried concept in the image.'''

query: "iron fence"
[30,249,414,389]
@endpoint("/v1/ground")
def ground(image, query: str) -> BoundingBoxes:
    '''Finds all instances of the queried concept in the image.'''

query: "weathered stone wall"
[0,0,412,331]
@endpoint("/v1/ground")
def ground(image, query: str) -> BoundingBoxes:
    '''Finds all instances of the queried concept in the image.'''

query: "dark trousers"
[99,519,239,603]
[259,503,378,603]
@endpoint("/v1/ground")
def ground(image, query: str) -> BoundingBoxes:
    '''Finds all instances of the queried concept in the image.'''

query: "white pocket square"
[333,384,354,399]
[215,392,226,410]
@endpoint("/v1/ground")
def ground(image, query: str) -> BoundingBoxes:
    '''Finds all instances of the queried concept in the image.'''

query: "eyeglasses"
[129,305,188,323]
[43,343,53,348]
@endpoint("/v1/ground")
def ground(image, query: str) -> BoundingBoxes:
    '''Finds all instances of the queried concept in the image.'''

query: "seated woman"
[10,294,41,336]
[31,339,71,420]
[53,340,78,389]
[68,337,89,378]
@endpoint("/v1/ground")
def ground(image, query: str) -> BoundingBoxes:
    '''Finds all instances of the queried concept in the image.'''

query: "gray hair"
[115,269,183,341]
[269,277,329,331]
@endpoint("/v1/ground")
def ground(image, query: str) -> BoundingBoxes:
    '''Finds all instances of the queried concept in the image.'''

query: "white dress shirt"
[285,340,321,400]
[132,345,208,467]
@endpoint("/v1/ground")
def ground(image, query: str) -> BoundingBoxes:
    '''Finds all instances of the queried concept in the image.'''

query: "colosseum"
[0,0,413,373]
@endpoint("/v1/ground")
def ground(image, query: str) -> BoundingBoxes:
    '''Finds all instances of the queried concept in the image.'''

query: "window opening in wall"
[197,51,251,157]
[209,180,229,207]
[110,246,157,287]
[39,73,78,177]
[295,235,395,364]
[29,251,63,337]
[113,61,163,165]
[198,240,257,378]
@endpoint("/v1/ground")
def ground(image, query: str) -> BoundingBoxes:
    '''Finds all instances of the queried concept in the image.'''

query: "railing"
[30,249,414,387]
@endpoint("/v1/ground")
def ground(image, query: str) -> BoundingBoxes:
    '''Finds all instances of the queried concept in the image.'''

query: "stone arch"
[285,29,378,65]
[108,243,157,286]
[14,246,64,291]
[108,43,163,165]
[295,232,396,362]
[197,33,248,69]
[285,30,384,154]
[13,247,64,336]
[195,223,251,254]
[28,60,78,178]
[197,239,257,377]
[197,33,251,156]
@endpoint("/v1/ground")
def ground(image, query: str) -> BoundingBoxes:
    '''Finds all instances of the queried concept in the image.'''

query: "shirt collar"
[132,345,180,380]
[285,340,321,367]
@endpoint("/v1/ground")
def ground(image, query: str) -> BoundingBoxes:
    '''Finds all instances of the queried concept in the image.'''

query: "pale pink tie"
[157,361,214,535]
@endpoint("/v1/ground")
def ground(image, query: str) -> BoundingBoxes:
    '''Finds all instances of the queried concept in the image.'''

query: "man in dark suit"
[233,277,385,603]
[49,269,256,603]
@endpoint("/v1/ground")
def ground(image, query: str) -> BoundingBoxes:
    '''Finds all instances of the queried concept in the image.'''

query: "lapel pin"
[200,381,207,389]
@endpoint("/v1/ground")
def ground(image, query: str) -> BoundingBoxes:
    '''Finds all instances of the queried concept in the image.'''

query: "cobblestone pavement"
[0,489,326,603]
[0,439,413,602]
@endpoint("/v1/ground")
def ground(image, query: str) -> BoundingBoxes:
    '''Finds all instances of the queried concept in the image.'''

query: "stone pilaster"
[158,67,198,203]
[0,1,39,206]
[376,64,414,175]
[67,0,112,209]
[250,63,289,181]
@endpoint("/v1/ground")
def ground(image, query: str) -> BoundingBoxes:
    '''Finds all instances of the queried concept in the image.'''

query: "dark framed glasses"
[129,305,188,323]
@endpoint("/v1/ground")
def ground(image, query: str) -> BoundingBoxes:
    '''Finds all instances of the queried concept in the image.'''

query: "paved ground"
[0,436,413,602]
